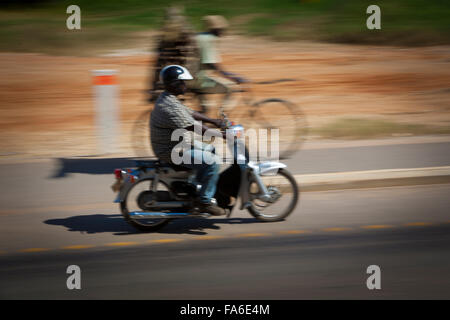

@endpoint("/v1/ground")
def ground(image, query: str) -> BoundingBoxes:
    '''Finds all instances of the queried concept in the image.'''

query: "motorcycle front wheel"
[247,168,299,222]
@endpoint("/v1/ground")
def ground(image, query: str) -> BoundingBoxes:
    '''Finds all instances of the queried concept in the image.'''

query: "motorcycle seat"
[161,162,192,172]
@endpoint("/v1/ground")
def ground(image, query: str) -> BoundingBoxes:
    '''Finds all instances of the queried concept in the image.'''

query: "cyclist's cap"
[203,15,228,30]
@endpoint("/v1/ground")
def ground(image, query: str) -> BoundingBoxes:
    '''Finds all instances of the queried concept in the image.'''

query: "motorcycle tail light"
[114,169,122,179]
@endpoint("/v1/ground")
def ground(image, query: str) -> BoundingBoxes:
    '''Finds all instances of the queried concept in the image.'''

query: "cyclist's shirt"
[196,32,221,64]
[195,32,222,88]
[150,91,196,163]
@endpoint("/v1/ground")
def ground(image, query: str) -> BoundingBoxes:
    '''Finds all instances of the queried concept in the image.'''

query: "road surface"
[0,140,449,213]
[1,184,450,299]
[0,140,449,299]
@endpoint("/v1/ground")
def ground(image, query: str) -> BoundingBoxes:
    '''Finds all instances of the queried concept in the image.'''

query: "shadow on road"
[161,217,261,235]
[51,157,152,178]
[44,214,261,236]
[44,214,138,235]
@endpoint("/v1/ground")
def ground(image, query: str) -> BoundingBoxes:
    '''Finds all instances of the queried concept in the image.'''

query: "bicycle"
[131,78,308,160]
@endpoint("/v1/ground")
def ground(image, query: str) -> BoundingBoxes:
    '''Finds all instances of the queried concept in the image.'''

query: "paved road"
[1,221,449,299]
[0,140,449,213]
[0,184,449,299]
[284,141,450,174]
[0,140,449,299]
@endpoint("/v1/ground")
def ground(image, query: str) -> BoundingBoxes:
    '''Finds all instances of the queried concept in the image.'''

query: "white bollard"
[92,69,119,155]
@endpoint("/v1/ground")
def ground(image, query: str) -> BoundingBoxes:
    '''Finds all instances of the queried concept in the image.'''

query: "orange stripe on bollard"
[93,75,117,85]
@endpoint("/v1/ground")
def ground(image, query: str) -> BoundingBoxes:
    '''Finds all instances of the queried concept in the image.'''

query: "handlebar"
[219,111,233,129]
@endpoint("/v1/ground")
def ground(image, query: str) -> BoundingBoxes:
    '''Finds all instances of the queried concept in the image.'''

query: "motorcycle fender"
[113,170,155,203]
[114,180,134,203]
[250,161,287,176]
[113,193,122,203]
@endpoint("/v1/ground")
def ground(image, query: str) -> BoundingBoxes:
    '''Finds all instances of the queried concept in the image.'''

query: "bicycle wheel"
[249,99,308,160]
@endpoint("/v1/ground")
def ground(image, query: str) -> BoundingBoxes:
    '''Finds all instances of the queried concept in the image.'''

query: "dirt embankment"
[1,37,449,158]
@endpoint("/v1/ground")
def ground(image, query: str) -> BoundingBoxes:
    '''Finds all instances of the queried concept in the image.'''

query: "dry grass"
[311,118,450,139]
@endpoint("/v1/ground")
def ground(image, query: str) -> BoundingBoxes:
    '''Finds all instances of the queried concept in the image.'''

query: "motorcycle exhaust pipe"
[143,201,189,209]
[129,211,209,219]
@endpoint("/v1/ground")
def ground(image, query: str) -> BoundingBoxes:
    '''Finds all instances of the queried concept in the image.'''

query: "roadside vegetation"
[1,0,449,55]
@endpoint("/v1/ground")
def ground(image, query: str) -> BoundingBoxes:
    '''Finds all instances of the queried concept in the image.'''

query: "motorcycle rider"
[150,65,226,216]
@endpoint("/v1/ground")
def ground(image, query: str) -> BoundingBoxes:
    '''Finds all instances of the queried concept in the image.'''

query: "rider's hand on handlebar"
[212,119,229,129]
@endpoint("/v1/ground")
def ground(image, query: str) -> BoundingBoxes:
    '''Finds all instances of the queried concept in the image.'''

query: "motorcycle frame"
[115,132,287,215]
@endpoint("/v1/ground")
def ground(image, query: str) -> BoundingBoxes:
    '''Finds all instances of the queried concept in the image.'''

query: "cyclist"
[148,7,199,103]
[150,65,226,216]
[193,15,245,113]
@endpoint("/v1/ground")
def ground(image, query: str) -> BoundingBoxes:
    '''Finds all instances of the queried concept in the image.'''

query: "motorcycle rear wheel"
[120,178,171,232]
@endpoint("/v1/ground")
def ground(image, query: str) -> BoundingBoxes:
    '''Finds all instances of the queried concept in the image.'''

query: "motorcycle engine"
[171,181,198,198]
[137,191,172,210]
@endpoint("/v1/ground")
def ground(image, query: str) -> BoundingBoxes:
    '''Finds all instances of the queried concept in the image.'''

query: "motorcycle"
[111,117,299,232]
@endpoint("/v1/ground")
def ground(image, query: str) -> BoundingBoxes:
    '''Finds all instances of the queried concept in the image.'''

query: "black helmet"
[160,65,193,86]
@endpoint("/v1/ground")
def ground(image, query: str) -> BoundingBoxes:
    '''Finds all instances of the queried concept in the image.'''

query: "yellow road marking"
[236,233,271,238]
[19,248,51,253]
[279,230,310,235]
[194,236,225,240]
[405,222,434,227]
[361,225,393,229]
[62,245,96,250]
[322,227,352,232]
[6,220,447,255]
[105,242,139,247]
[150,239,184,244]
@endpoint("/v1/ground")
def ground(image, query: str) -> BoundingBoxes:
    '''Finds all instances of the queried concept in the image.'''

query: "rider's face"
[211,28,223,37]
[176,80,187,95]
[168,80,187,96]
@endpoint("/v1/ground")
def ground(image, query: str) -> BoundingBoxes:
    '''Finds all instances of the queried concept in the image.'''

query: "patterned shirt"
[150,91,196,162]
